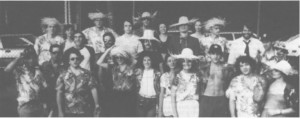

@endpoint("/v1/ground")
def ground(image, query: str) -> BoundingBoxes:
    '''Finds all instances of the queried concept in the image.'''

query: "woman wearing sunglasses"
[56,48,100,117]
[97,46,136,117]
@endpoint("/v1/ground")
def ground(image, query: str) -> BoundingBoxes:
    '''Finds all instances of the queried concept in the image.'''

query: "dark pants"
[110,90,137,117]
[65,113,91,117]
[199,95,229,117]
[136,95,157,117]
[18,101,45,117]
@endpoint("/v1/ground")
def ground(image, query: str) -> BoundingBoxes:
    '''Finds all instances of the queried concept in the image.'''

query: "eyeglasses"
[70,57,80,61]
[51,51,60,54]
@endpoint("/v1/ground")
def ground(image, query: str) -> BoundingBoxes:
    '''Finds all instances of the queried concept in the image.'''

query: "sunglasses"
[51,51,60,54]
[70,57,80,61]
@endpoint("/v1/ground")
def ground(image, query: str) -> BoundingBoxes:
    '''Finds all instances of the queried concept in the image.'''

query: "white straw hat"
[88,11,107,20]
[173,48,199,60]
[140,30,160,42]
[270,60,293,75]
[169,16,198,28]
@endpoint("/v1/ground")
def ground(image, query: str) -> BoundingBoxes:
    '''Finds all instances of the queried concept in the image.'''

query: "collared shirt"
[34,34,64,65]
[226,75,264,117]
[14,65,47,106]
[56,67,97,114]
[115,34,143,58]
[139,69,156,97]
[82,26,118,54]
[228,37,265,64]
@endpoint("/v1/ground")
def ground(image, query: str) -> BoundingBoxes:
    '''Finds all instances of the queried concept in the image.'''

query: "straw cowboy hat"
[169,16,199,28]
[41,17,61,26]
[204,17,226,30]
[140,30,160,42]
[173,48,199,60]
[270,60,293,75]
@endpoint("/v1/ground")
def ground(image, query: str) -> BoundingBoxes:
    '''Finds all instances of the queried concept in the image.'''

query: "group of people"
[3,10,299,117]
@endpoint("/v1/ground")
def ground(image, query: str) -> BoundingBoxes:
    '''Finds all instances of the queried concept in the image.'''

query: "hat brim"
[172,54,199,60]
[139,37,160,42]
[169,19,199,28]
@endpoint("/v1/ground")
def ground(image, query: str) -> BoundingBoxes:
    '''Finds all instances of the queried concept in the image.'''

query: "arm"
[97,46,113,68]
[158,87,165,117]
[57,90,64,117]
[229,98,236,117]
[171,86,179,117]
[4,54,22,72]
[91,87,101,117]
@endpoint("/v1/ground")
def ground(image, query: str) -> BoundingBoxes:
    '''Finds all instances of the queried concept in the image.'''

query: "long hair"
[177,58,198,73]
[20,45,38,67]
[234,56,257,74]
[40,17,62,36]
[74,31,88,45]
[62,47,83,68]
[103,32,116,44]
[136,51,159,70]
[163,54,181,73]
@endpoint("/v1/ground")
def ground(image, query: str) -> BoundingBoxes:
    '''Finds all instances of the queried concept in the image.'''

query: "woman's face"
[167,56,176,69]
[104,35,114,48]
[94,19,104,28]
[210,26,221,35]
[271,69,283,79]
[46,24,56,34]
[69,53,81,68]
[240,62,252,75]
[65,28,74,38]
[194,21,202,32]
[159,24,167,34]
[115,55,125,65]
[182,59,192,71]
[143,56,152,69]
[124,21,132,34]
[74,33,84,46]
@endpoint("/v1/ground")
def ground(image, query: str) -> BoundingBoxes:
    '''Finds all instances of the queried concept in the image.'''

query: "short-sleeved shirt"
[82,26,118,54]
[34,34,64,65]
[228,37,265,64]
[14,65,47,106]
[226,75,264,117]
[56,67,97,114]
[160,72,173,97]
[115,34,143,58]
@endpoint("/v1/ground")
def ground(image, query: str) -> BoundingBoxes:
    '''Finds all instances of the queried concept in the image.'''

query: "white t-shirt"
[79,47,91,71]
[115,34,143,58]
[228,37,265,64]
[139,69,156,97]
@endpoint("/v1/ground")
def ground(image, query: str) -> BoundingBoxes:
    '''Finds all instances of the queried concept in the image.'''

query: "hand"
[94,105,101,117]
[267,109,280,116]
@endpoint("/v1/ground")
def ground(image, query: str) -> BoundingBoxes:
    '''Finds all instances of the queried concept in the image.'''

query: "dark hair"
[235,56,257,74]
[63,24,75,39]
[177,59,198,73]
[74,31,88,45]
[49,44,61,53]
[136,51,159,70]
[62,47,83,67]
[140,39,160,51]
[124,19,133,25]
[103,32,116,44]
[157,23,169,34]
[163,54,181,72]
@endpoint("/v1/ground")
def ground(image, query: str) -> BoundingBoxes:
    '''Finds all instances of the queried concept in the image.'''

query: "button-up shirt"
[228,37,265,64]
[82,26,118,54]
[115,34,143,58]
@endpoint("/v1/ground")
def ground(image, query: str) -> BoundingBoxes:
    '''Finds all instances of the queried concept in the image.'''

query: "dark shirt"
[167,35,203,56]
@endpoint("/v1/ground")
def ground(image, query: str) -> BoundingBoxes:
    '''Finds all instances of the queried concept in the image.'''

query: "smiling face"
[179,25,189,38]
[115,55,125,65]
[69,53,81,68]
[209,53,222,63]
[271,69,283,79]
[182,59,192,71]
[124,21,133,34]
[194,21,202,32]
[103,35,114,48]
[242,25,252,39]
[239,62,252,75]
[143,40,152,50]
[159,23,167,34]
[74,33,84,47]
[143,56,152,69]
[167,56,176,69]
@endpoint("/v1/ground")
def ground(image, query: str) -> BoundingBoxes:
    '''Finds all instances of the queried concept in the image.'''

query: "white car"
[0,34,36,68]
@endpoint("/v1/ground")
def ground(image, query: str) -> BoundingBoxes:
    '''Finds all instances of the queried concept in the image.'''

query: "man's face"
[124,21,132,34]
[210,53,222,63]
[51,47,61,61]
[194,21,202,32]
[65,28,74,38]
[46,24,56,34]
[104,35,114,49]
[74,33,84,47]
[94,19,104,28]
[210,26,221,35]
[242,26,252,39]
[143,40,152,50]
[142,18,150,27]
[179,25,189,38]
[275,48,287,60]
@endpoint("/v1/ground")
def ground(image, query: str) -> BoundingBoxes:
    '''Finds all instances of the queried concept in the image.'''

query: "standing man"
[133,11,157,37]
[115,20,143,58]
[199,44,234,117]
[203,17,227,54]
[82,11,118,60]
[41,44,64,117]
[228,25,265,65]
[191,20,206,55]
[167,16,203,56]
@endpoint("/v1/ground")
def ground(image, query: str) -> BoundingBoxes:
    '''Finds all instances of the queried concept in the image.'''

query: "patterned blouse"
[14,65,47,107]
[226,75,265,117]
[200,35,227,53]
[111,66,136,92]
[172,71,200,101]
[56,67,97,114]
[34,34,64,65]
[160,72,174,97]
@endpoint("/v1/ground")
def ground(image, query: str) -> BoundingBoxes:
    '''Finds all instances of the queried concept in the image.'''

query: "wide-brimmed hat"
[173,48,199,60]
[140,11,157,20]
[270,60,293,75]
[88,11,108,20]
[169,16,198,28]
[41,17,61,26]
[140,30,160,42]
[204,17,226,30]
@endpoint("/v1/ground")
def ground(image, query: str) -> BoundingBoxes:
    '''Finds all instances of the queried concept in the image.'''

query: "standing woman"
[262,61,298,117]
[226,56,267,117]
[135,51,161,117]
[56,48,100,117]
[63,24,75,52]
[34,17,64,65]
[157,23,172,60]
[171,48,201,117]
[97,46,137,117]
[158,55,179,117]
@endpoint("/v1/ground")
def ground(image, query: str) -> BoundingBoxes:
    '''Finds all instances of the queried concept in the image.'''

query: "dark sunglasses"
[51,51,60,54]
[70,57,80,61]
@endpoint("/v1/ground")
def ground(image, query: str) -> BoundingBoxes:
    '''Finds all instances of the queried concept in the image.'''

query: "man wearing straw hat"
[133,11,157,37]
[82,11,118,60]
[168,16,203,56]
